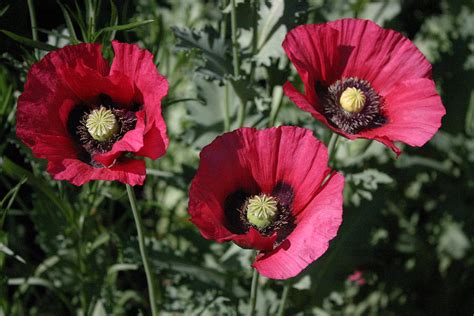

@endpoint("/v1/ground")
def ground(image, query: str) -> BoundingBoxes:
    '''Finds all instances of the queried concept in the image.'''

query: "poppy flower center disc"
[318,77,387,134]
[246,194,278,229]
[86,106,119,141]
[340,87,366,113]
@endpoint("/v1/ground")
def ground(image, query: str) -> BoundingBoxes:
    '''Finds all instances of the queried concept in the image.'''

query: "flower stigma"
[86,106,119,142]
[340,87,366,113]
[246,194,278,229]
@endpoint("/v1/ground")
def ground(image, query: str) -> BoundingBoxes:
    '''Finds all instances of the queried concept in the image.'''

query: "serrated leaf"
[0,30,57,51]
[172,25,231,80]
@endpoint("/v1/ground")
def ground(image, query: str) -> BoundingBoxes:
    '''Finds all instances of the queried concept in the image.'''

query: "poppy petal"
[50,157,146,186]
[252,172,344,279]
[360,78,445,149]
[111,41,169,158]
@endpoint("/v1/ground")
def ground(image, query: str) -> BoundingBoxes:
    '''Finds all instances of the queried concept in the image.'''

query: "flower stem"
[26,0,38,59]
[268,86,284,127]
[224,83,230,131]
[327,133,340,165]
[230,0,240,77]
[230,0,248,128]
[126,184,159,316]
[247,267,259,316]
[277,282,291,316]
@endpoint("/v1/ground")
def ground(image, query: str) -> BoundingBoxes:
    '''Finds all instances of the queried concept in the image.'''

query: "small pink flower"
[348,270,366,285]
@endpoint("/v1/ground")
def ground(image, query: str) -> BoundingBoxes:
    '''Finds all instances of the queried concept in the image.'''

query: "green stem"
[230,0,247,128]
[247,268,259,316]
[277,282,291,316]
[327,133,340,165]
[126,185,159,316]
[237,101,247,128]
[268,86,284,127]
[249,0,258,82]
[26,0,38,59]
[230,0,240,77]
[223,83,230,132]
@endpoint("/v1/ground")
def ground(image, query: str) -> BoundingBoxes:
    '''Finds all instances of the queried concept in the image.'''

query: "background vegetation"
[0,0,473,315]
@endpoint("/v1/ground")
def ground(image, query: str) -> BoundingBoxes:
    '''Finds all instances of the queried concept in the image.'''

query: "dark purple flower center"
[67,94,138,167]
[317,77,387,134]
[224,182,295,244]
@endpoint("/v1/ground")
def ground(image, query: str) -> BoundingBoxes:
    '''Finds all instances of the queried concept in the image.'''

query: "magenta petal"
[110,41,169,156]
[360,78,445,149]
[50,158,146,186]
[233,228,277,251]
[253,172,344,279]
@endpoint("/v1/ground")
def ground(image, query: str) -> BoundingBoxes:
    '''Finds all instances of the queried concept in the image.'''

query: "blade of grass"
[93,19,154,41]
[57,1,79,43]
[0,4,9,17]
[0,30,57,51]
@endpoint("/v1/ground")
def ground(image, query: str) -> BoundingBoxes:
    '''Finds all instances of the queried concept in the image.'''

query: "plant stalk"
[224,83,230,132]
[126,184,159,316]
[327,133,340,165]
[277,282,291,316]
[247,267,259,316]
[230,0,240,77]
[26,0,39,59]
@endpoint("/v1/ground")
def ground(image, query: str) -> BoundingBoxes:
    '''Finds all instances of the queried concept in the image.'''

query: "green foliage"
[0,0,473,315]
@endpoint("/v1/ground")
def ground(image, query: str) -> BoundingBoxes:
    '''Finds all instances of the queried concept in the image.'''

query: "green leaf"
[0,157,74,219]
[94,19,154,41]
[465,89,474,136]
[237,0,308,66]
[107,0,119,41]
[172,25,231,80]
[0,30,57,51]
[57,1,79,43]
[0,243,26,264]
[0,5,9,17]
[0,177,27,228]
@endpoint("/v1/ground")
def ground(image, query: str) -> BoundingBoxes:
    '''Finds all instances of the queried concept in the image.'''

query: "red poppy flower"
[16,41,168,185]
[283,19,445,154]
[188,126,344,279]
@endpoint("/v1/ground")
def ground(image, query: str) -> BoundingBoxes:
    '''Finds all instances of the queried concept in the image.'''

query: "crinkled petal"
[253,172,344,279]
[17,44,108,147]
[283,24,343,107]
[49,158,146,186]
[359,78,445,151]
[110,41,169,159]
[283,19,432,94]
[59,60,134,106]
[332,19,432,94]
